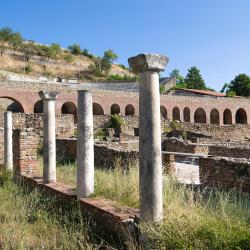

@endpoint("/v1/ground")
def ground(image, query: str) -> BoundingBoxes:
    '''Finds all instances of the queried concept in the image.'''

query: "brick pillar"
[13,128,38,175]
[162,154,175,174]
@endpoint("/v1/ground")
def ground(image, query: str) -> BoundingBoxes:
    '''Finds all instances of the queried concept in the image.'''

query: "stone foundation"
[200,157,250,192]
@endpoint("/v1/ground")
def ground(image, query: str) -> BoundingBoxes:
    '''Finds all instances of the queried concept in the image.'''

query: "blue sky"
[1,0,250,90]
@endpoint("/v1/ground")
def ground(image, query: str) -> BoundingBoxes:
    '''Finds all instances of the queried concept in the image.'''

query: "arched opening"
[125,104,135,116]
[34,100,43,113]
[61,102,77,123]
[111,104,120,115]
[223,109,232,125]
[160,106,167,119]
[183,107,190,122]
[236,108,247,124]
[194,108,206,124]
[172,106,180,121]
[210,109,220,125]
[93,103,104,115]
[0,97,24,113]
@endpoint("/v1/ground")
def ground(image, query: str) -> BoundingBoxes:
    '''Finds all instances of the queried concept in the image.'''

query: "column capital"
[38,91,59,100]
[128,53,168,73]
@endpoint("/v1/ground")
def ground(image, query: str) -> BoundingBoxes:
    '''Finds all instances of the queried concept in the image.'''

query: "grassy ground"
[0,169,114,249]
[38,160,250,249]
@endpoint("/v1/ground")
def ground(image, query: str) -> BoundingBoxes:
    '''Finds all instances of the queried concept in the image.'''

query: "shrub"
[108,114,123,129]
[63,53,74,63]
[24,63,32,74]
[107,74,138,82]
[94,128,106,140]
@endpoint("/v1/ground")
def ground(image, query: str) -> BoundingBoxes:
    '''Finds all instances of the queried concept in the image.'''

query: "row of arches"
[160,106,248,125]
[1,97,248,125]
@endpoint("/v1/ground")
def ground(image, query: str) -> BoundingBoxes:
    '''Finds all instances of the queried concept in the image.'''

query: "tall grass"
[44,159,250,249]
[0,168,109,249]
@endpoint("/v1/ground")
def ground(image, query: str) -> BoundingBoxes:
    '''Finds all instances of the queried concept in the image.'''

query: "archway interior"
[210,109,219,125]
[223,109,232,125]
[194,108,206,123]
[160,106,167,119]
[183,107,190,122]
[0,97,24,113]
[34,100,43,113]
[236,108,247,124]
[111,104,120,115]
[93,103,104,115]
[125,104,135,116]
[172,107,180,121]
[61,102,77,123]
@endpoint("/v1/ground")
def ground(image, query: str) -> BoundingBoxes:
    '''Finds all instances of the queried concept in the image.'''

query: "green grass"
[0,168,110,249]
[41,159,250,249]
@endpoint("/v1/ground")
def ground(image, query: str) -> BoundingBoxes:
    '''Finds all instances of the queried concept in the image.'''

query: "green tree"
[226,74,250,97]
[185,66,206,89]
[0,27,13,56]
[169,69,186,88]
[101,49,118,75]
[49,43,61,59]
[10,32,23,53]
[21,42,36,62]
[68,44,81,55]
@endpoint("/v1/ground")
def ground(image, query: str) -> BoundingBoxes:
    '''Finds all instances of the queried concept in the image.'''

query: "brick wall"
[209,145,250,159]
[199,157,250,192]
[13,128,38,174]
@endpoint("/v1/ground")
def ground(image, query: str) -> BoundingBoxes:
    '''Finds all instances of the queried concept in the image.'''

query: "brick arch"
[125,104,135,116]
[210,108,220,125]
[61,101,77,123]
[111,103,120,115]
[194,107,206,124]
[236,108,247,124]
[223,109,232,125]
[183,107,190,122]
[34,100,43,113]
[93,103,104,115]
[172,106,180,121]
[160,106,167,119]
[0,96,24,113]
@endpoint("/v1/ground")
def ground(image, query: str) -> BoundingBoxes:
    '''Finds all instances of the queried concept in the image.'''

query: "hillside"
[0,49,135,82]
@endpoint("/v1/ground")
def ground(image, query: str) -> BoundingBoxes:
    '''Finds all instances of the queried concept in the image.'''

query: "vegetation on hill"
[0,26,135,82]
[220,74,250,97]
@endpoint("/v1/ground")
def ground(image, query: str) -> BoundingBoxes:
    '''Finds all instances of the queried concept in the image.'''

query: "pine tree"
[185,66,206,89]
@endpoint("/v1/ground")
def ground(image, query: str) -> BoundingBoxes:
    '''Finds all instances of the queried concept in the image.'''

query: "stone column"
[39,91,59,183]
[4,111,13,171]
[77,90,94,198]
[128,54,168,222]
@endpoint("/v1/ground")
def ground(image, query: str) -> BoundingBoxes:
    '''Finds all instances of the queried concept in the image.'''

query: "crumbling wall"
[200,157,250,192]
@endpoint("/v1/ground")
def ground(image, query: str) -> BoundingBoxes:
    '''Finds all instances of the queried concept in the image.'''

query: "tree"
[21,42,36,62]
[169,69,186,88]
[10,32,23,53]
[49,43,61,59]
[101,49,118,75]
[68,44,81,55]
[0,27,13,56]
[225,74,250,97]
[185,66,206,89]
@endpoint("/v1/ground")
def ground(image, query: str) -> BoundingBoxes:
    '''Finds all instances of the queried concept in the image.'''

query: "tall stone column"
[39,91,59,183]
[128,54,168,222]
[4,111,13,171]
[77,90,94,198]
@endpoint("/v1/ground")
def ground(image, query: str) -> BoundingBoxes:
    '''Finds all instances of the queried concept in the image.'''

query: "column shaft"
[139,71,163,221]
[77,90,94,198]
[4,111,13,171]
[43,99,56,183]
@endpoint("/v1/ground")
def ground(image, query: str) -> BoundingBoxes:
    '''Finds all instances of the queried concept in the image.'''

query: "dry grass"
[37,158,250,249]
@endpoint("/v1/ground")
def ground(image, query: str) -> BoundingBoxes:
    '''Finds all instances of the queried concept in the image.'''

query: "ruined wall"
[13,128,38,174]
[199,157,250,192]
[209,145,250,159]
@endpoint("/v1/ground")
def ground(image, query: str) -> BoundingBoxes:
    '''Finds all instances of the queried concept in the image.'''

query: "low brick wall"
[200,157,250,192]
[13,128,38,174]
[209,145,250,159]
[162,138,208,155]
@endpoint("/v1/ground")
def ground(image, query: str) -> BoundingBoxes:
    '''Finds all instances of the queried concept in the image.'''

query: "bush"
[107,74,138,82]
[94,128,106,140]
[63,53,74,63]
[24,63,32,74]
[108,114,123,129]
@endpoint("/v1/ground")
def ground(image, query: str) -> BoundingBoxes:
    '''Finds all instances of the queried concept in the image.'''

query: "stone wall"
[13,128,38,174]
[199,157,250,192]
[162,138,209,155]
[0,129,3,164]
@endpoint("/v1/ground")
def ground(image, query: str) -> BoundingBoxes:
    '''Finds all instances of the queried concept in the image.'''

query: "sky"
[1,0,250,91]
